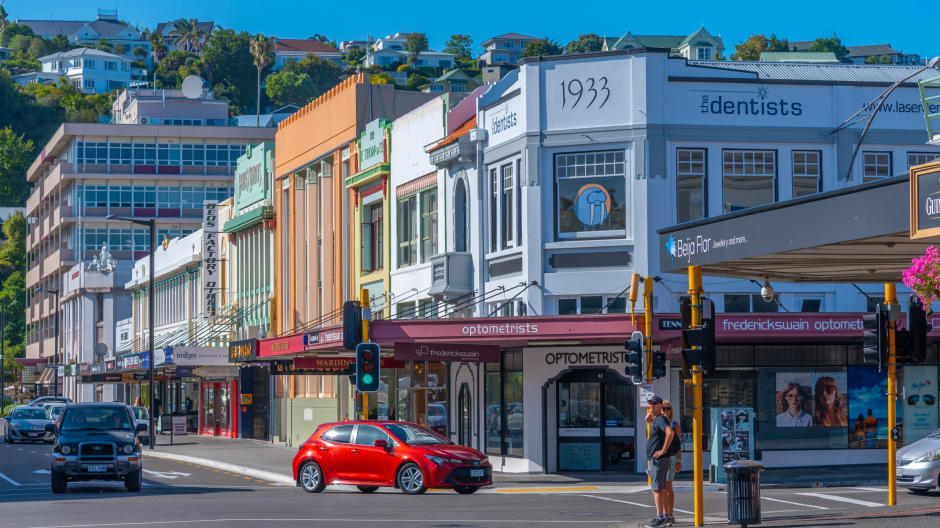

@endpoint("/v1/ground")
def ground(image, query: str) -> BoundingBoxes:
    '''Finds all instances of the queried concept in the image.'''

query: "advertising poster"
[848,366,896,449]
[811,372,848,427]
[903,365,939,445]
[774,373,813,427]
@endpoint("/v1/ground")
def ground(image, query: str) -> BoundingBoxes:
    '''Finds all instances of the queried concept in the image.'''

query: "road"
[2,441,939,527]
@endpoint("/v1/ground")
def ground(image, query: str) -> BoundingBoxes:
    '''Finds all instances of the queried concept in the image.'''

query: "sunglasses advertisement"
[902,365,939,445]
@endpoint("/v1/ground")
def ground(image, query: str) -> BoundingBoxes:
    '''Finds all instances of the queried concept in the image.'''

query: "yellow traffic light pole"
[689,266,704,527]
[886,283,897,506]
[361,288,369,422]
[644,276,654,380]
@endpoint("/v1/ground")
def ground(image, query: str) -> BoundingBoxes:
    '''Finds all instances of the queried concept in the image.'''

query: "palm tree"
[194,55,213,83]
[308,34,329,43]
[250,34,275,126]
[171,19,208,53]
[0,1,9,48]
[96,38,113,53]
[132,46,147,61]
[151,41,168,64]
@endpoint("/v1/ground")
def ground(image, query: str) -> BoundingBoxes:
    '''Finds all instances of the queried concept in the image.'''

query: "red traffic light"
[363,363,373,373]
[362,351,372,361]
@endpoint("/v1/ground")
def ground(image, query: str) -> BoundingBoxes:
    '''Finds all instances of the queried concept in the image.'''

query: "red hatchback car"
[292,421,492,495]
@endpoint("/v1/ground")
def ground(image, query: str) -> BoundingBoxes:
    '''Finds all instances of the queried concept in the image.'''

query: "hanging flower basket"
[902,246,940,306]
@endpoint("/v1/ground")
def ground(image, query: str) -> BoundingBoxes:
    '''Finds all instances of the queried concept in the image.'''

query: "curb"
[760,479,888,489]
[145,451,295,486]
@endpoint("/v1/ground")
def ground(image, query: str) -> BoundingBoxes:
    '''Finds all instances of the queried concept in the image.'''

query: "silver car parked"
[896,428,940,493]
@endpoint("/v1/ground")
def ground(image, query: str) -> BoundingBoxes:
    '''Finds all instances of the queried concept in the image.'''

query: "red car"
[292,421,492,495]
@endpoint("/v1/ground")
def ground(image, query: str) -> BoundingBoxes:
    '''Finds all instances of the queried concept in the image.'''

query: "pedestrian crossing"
[795,492,885,507]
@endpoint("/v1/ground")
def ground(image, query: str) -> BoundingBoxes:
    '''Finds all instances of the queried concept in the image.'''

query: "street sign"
[172,416,187,436]
[638,384,655,407]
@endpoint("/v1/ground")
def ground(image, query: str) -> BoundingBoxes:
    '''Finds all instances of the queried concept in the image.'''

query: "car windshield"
[12,408,48,420]
[61,407,133,431]
[384,423,453,446]
[132,407,150,420]
[49,407,63,418]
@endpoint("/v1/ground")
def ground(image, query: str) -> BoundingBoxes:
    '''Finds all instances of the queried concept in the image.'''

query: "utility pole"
[643,276,653,381]
[361,288,369,421]
[886,283,897,506]
[689,265,704,527]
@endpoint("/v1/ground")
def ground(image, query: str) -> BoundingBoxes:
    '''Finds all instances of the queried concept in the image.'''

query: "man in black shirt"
[645,395,677,527]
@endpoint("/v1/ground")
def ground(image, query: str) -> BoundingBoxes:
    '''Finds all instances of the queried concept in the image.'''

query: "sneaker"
[662,516,675,526]
[644,518,665,528]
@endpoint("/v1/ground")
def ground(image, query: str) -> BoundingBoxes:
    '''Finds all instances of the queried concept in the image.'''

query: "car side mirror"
[137,423,148,433]
[373,439,389,449]
[44,423,56,433]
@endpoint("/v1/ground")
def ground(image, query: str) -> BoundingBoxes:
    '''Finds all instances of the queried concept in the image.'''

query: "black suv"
[47,403,146,493]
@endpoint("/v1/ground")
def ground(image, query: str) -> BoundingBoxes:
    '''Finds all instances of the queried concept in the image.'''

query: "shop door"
[458,384,472,447]
[251,367,270,440]
[558,382,602,470]
[604,383,636,471]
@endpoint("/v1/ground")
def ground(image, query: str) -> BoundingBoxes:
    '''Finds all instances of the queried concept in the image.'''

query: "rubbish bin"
[724,460,764,527]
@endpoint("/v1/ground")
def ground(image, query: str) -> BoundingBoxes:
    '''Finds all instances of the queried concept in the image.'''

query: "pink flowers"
[902,246,940,306]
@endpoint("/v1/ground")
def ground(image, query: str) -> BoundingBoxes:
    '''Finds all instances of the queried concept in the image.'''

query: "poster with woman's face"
[812,372,848,427]
[775,373,813,427]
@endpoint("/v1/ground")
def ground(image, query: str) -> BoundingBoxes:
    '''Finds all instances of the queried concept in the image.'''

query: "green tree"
[280,54,342,101]
[370,72,395,84]
[114,42,126,56]
[808,37,849,61]
[731,34,789,61]
[521,37,563,58]
[444,34,474,60]
[0,127,32,206]
[9,34,30,54]
[404,73,429,91]
[95,38,113,53]
[133,45,148,60]
[880,54,892,64]
[0,1,9,48]
[203,28,259,113]
[265,71,316,107]
[345,48,366,65]
[0,211,27,385]
[249,33,275,126]
[403,32,429,65]
[155,50,197,87]
[308,34,329,43]
[565,34,603,54]
[27,37,51,59]
[2,22,34,43]
[49,34,71,53]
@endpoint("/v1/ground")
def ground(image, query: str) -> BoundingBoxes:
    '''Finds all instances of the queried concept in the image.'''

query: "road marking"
[14,519,620,527]
[583,494,694,515]
[142,469,191,480]
[762,496,828,510]
[497,486,600,493]
[34,469,51,474]
[0,471,21,486]
[795,493,884,507]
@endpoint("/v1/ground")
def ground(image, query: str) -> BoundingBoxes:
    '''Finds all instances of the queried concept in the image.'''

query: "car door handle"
[351,449,360,453]
[319,447,329,452]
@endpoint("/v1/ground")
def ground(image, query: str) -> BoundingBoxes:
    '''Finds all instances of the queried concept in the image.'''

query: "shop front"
[229,338,272,440]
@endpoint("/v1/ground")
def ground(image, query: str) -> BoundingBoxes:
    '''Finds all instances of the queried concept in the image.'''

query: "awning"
[657,175,938,283]
[223,205,274,234]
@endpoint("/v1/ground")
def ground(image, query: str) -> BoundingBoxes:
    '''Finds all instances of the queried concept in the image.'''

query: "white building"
[13,48,134,94]
[272,38,342,70]
[17,9,151,66]
[362,33,455,68]
[478,33,536,65]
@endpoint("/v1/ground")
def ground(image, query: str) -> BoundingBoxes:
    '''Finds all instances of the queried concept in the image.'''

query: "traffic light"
[624,331,644,385]
[679,297,715,376]
[905,295,932,364]
[652,350,666,379]
[343,300,362,350]
[862,306,887,369]
[355,343,381,392]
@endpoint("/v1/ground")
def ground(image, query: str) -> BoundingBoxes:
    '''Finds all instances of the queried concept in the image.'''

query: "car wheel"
[454,485,479,494]
[908,487,933,494]
[299,461,326,493]
[356,485,379,493]
[125,467,142,492]
[51,469,67,494]
[397,463,427,495]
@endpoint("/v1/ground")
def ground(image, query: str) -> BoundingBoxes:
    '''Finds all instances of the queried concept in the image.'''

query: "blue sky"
[7,1,935,59]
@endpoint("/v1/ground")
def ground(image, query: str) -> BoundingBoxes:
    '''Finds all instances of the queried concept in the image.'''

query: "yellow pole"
[886,283,897,506]
[689,265,704,527]
[644,276,653,486]
[361,288,369,421]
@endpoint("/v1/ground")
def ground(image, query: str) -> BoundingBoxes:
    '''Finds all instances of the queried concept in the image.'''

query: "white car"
[130,406,151,442]
[45,403,67,423]
[897,428,940,493]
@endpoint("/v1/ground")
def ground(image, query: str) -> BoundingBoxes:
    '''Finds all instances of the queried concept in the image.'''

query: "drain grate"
[562,512,607,516]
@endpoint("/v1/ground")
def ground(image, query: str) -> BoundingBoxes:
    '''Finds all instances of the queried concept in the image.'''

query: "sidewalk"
[141,433,888,489]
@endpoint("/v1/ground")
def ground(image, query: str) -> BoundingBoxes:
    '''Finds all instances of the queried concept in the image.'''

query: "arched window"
[454,178,469,252]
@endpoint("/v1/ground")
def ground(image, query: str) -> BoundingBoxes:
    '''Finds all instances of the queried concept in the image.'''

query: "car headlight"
[123,445,134,454]
[913,448,940,463]
[60,445,72,455]
[425,455,463,466]
[10,422,21,430]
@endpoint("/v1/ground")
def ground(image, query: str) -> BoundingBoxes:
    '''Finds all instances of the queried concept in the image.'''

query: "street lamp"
[36,288,60,399]
[107,214,156,450]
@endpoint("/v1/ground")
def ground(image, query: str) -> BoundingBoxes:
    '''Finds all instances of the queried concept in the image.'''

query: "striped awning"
[396,173,437,198]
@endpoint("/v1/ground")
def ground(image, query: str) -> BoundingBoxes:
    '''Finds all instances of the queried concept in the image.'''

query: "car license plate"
[470,469,484,477]
[87,465,108,473]
[28,433,38,437]
[897,468,903,477]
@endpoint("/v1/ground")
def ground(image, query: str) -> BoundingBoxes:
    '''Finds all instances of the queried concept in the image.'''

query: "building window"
[397,195,418,267]
[418,298,437,318]
[490,168,498,252]
[557,295,625,315]
[83,185,108,208]
[362,202,383,273]
[109,143,131,165]
[83,78,95,89]
[908,152,940,168]
[502,42,514,49]
[495,55,505,63]
[862,152,891,182]
[696,47,712,60]
[396,301,416,319]
[798,298,823,312]
[182,185,205,209]
[104,61,116,71]
[722,150,775,213]
[420,188,438,263]
[108,228,132,251]
[450,83,466,92]
[133,185,156,208]
[555,151,626,239]
[107,80,125,90]
[723,294,779,313]
[182,144,205,166]
[157,185,181,208]
[206,144,229,166]
[133,143,156,166]
[84,228,108,251]
[158,144,181,166]
[677,148,706,223]
[454,178,469,252]
[205,185,233,202]
[500,164,516,248]
[79,142,108,164]
[484,350,523,457]
[109,185,131,208]
[429,84,443,92]
[792,151,821,198]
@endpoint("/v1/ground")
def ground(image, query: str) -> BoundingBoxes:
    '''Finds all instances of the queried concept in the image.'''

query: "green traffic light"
[362,373,373,385]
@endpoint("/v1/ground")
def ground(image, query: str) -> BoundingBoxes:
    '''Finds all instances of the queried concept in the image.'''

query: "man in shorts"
[645,396,678,527]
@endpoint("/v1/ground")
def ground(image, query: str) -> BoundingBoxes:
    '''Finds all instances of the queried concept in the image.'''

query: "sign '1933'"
[560,78,610,109]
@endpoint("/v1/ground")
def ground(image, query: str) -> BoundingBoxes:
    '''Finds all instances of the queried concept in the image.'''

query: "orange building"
[272,74,434,336]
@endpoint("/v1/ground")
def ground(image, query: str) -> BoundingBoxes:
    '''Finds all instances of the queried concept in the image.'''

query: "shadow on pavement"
[0,483,263,503]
